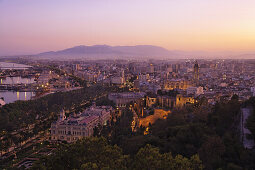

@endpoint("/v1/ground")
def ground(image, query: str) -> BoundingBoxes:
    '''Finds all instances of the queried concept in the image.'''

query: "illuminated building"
[108,92,145,108]
[175,94,195,107]
[157,93,195,108]
[148,64,154,73]
[157,95,176,109]
[111,76,124,85]
[50,104,113,143]
[139,109,171,127]
[146,95,157,107]
[163,79,191,90]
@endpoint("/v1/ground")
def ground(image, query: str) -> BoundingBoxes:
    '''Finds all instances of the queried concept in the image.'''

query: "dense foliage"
[33,96,255,170]
[32,137,203,170]
[3,86,255,169]
[0,85,110,132]
[108,96,255,169]
[245,97,255,140]
[0,85,116,154]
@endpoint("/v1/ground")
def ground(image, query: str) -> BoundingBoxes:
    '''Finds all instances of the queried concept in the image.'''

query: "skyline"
[1,0,255,56]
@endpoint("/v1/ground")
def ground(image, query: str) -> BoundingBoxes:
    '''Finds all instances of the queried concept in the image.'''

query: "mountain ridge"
[37,45,176,59]
[34,45,255,59]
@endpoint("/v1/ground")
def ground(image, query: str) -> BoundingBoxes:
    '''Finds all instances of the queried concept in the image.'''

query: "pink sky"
[1,0,255,56]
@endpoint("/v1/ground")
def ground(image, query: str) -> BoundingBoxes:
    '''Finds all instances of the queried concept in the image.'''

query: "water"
[0,77,35,85]
[0,77,36,103]
[0,62,32,70]
[0,91,35,104]
[0,62,35,103]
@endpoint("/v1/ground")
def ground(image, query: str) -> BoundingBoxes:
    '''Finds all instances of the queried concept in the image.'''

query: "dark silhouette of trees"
[32,137,203,170]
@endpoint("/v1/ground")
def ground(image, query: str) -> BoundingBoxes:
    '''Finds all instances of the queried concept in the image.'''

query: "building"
[108,92,145,108]
[187,86,204,96]
[251,87,255,96]
[194,61,199,85]
[166,65,173,72]
[163,79,191,90]
[157,95,176,109]
[111,76,124,85]
[146,95,157,107]
[50,104,113,143]
[37,71,51,85]
[175,94,195,107]
[84,72,98,82]
[148,64,154,73]
[138,74,149,82]
[72,64,81,71]
[157,93,195,108]
[133,79,140,89]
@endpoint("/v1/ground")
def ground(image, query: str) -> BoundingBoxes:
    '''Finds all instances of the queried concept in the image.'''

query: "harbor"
[0,62,37,103]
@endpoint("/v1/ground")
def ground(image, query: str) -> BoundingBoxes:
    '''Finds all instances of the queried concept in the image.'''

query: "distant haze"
[36,45,255,60]
[1,0,255,57]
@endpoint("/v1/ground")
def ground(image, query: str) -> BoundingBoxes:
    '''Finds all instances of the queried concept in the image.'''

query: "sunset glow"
[1,0,255,55]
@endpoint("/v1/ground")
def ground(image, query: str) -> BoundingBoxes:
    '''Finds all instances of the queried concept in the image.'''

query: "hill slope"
[37,45,176,59]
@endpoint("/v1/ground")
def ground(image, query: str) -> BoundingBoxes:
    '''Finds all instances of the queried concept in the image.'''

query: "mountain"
[37,45,177,59]
[1,45,254,59]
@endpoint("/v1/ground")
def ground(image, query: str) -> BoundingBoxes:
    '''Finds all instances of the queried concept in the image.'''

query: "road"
[241,108,254,149]
[0,131,47,164]
[1,86,108,159]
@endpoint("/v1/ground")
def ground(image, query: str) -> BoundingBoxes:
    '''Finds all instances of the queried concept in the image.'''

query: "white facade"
[51,105,113,143]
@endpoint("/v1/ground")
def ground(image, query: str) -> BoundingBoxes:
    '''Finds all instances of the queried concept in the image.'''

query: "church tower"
[194,61,199,85]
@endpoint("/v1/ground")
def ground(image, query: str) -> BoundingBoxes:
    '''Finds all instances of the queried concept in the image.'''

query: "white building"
[50,104,113,143]
[108,92,145,108]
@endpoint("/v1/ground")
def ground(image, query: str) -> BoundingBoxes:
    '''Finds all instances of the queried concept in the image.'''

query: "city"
[0,58,254,169]
[1,0,255,170]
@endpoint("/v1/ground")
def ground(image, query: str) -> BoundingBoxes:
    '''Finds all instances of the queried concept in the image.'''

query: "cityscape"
[0,0,255,170]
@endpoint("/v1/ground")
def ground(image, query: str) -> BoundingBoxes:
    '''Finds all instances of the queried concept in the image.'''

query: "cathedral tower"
[194,61,199,85]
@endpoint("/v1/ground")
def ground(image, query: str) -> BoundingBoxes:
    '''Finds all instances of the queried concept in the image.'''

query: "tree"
[32,137,129,170]
[199,136,225,169]
[132,144,203,170]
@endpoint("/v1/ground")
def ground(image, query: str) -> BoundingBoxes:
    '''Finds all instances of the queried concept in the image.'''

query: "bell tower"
[194,61,199,85]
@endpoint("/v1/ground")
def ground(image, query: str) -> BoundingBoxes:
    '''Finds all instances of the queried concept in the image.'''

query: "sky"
[1,0,255,56]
